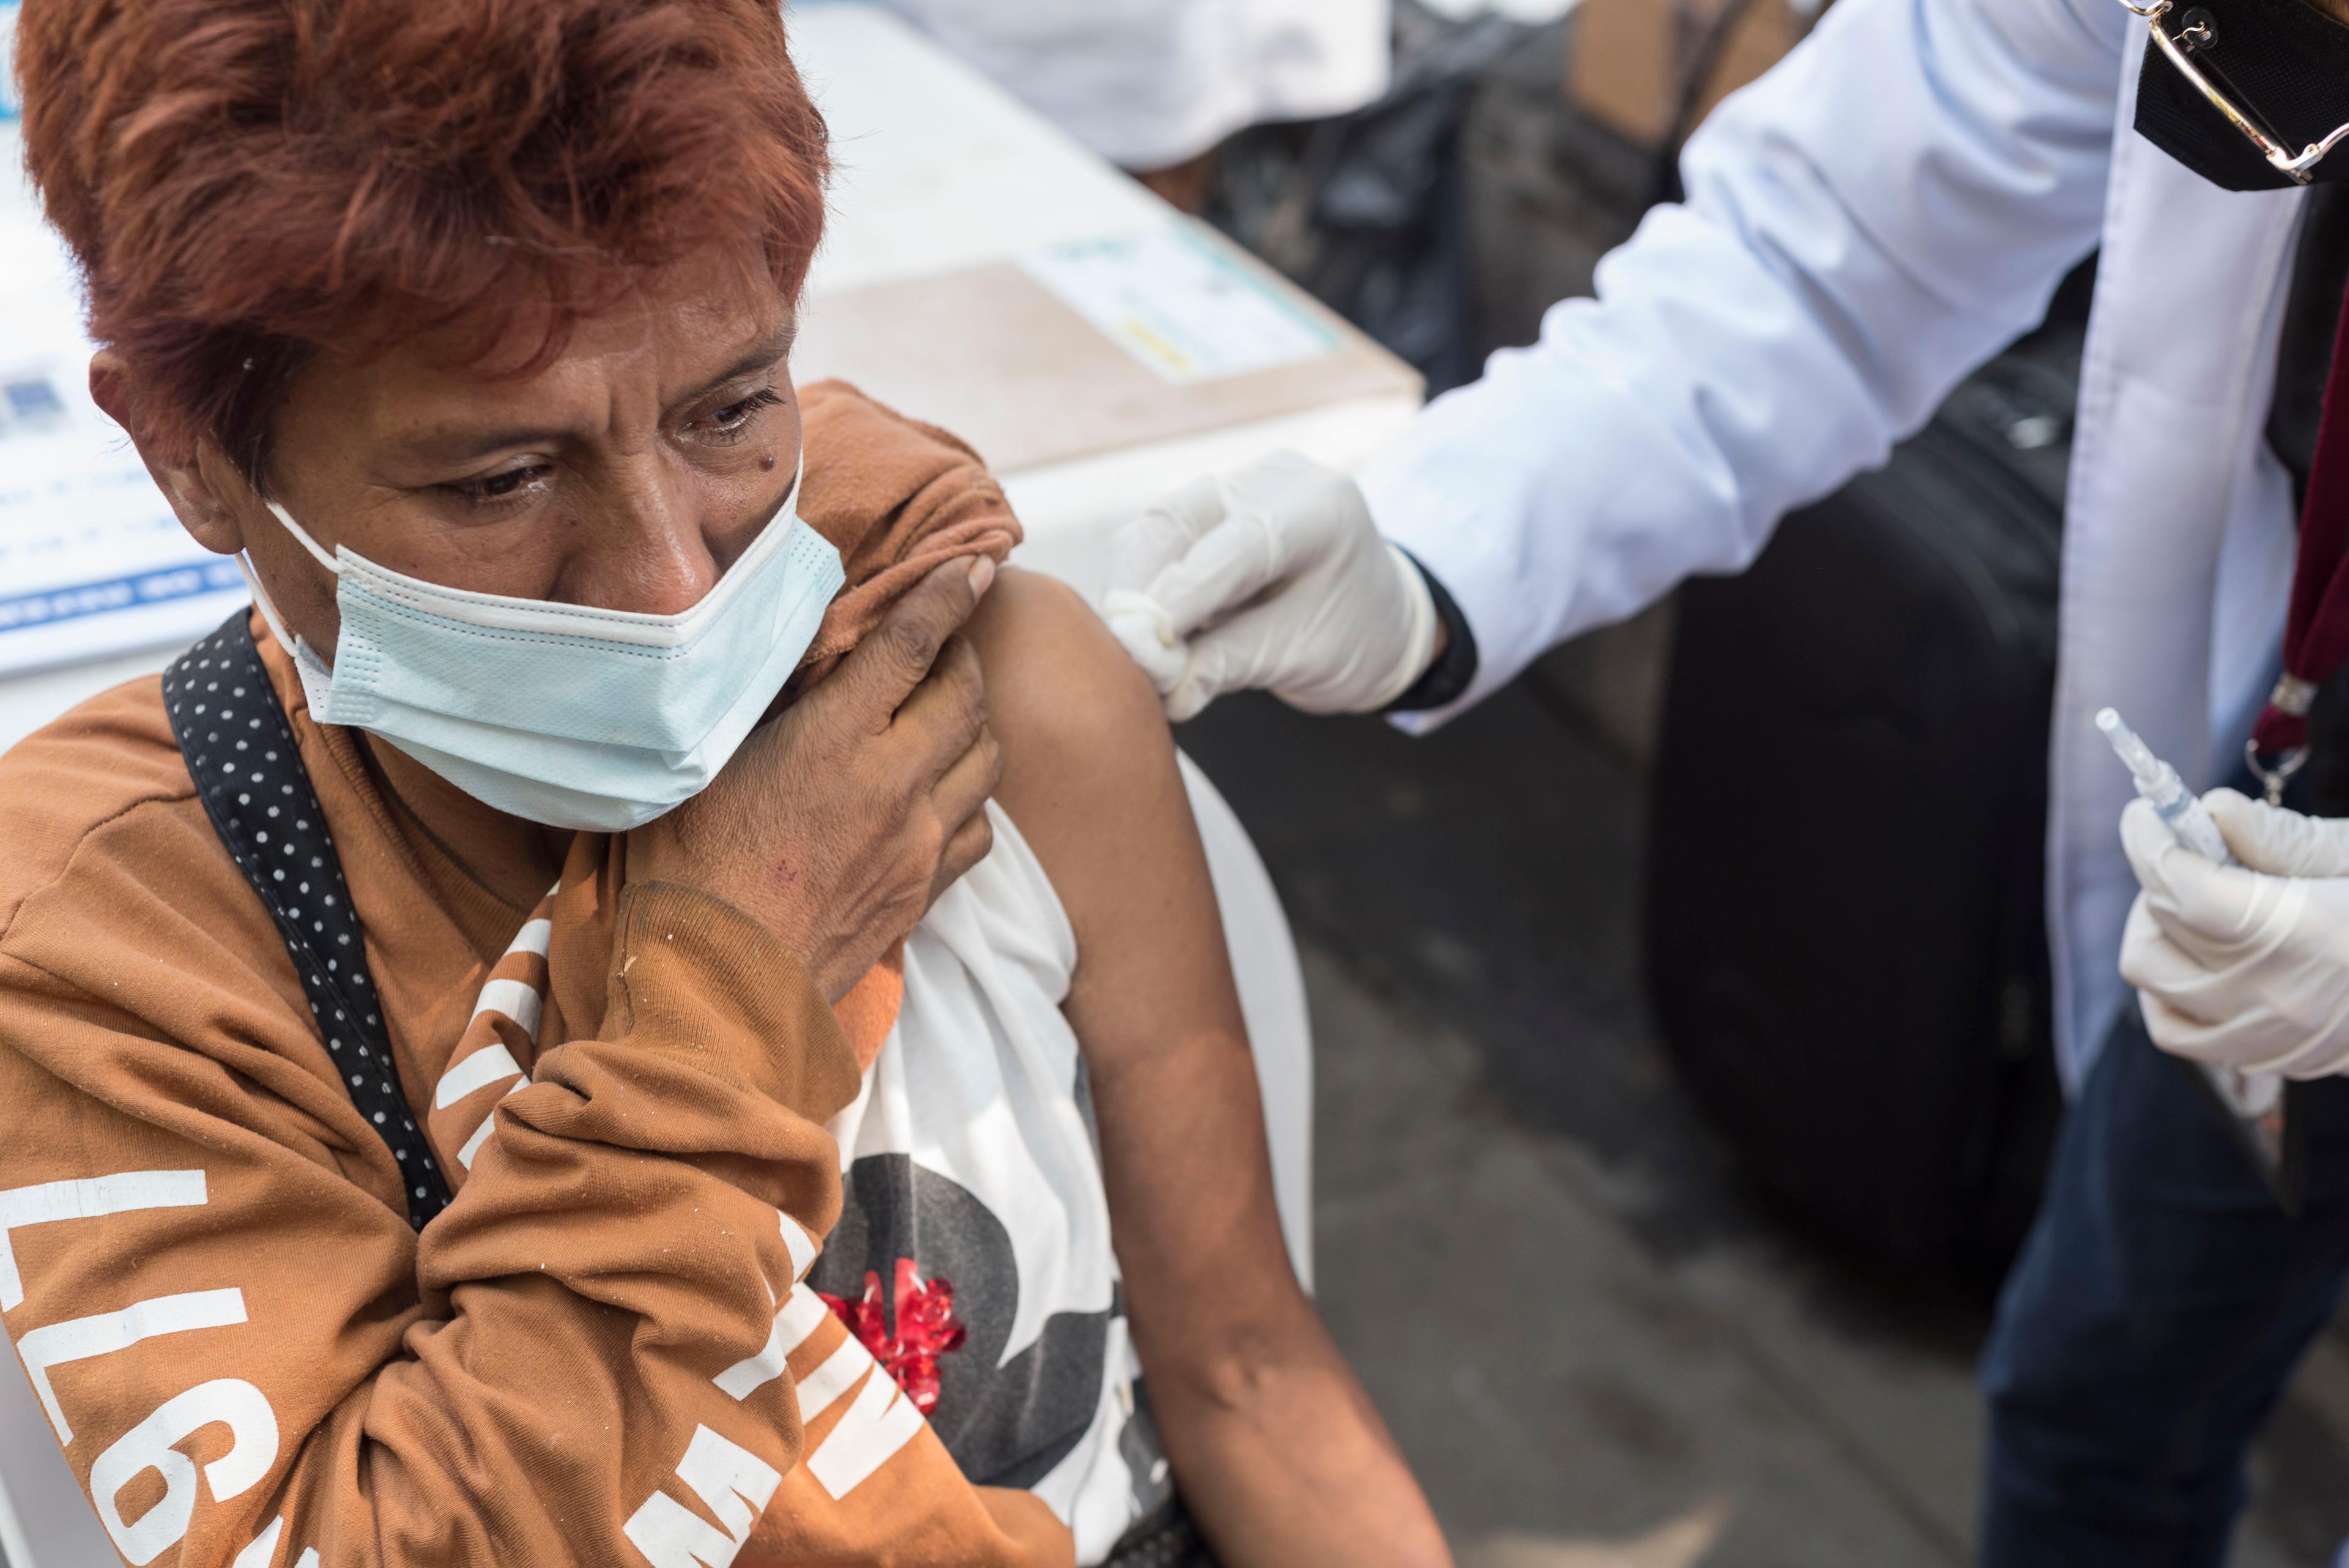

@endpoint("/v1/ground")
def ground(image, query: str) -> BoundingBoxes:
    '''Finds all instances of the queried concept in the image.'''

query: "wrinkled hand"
[2119,787,2349,1077]
[1102,451,1438,721]
[628,559,1002,1002]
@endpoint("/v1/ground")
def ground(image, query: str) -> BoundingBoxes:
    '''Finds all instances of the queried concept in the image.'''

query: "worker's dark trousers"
[1978,1008,2349,1567]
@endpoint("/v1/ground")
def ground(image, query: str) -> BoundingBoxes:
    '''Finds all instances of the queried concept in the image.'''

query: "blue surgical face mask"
[240,461,844,833]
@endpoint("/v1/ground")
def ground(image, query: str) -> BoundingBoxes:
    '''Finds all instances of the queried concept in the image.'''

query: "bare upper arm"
[963,567,1307,1355]
[965,565,1227,1014]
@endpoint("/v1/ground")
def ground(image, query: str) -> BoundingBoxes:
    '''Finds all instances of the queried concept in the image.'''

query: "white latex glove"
[1102,451,1439,722]
[2119,787,2349,1078]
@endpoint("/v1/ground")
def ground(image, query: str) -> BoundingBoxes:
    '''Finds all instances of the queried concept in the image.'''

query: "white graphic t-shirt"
[812,802,1172,1565]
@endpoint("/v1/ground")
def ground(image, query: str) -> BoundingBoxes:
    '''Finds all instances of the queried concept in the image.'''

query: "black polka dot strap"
[163,612,451,1231]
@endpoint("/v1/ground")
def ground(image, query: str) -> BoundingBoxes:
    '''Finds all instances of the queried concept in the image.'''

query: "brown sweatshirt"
[0,385,1071,1568]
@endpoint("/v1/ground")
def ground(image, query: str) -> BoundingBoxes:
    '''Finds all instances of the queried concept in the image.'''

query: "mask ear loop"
[264,500,345,574]
[236,551,303,659]
[239,499,343,668]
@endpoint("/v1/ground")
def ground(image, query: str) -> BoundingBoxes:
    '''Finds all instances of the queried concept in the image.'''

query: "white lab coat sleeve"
[1359,0,2132,724]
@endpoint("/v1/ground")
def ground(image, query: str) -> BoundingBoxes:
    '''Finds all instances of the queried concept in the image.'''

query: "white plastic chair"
[1179,753,1316,1293]
[0,1318,109,1566]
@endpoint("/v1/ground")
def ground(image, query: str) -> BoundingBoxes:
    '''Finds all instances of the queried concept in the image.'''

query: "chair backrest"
[0,1312,115,1566]
[1179,751,1316,1293]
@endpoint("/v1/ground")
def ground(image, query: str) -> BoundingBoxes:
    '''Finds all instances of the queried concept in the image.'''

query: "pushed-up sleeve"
[0,799,1068,1567]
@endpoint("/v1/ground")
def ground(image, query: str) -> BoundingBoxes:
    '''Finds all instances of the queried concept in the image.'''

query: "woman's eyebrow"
[395,324,802,466]
[680,321,798,405]
[402,421,581,464]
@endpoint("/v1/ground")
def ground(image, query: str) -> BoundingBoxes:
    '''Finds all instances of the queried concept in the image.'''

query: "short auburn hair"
[15,0,829,482]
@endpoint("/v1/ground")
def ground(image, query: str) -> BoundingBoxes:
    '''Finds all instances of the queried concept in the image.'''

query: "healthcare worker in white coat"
[1104,0,2349,1559]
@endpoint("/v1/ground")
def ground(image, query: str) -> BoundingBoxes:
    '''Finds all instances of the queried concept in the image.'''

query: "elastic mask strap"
[237,551,338,709]
[266,499,344,574]
[247,500,347,687]
[237,551,303,655]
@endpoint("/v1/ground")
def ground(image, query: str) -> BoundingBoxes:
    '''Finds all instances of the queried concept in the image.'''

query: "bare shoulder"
[960,567,1195,957]
[963,565,1178,837]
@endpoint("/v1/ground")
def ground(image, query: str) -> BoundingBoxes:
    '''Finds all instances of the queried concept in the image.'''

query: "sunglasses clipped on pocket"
[2126,0,2349,190]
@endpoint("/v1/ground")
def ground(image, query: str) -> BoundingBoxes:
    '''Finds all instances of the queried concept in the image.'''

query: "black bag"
[1644,319,2084,1289]
[1208,6,1532,393]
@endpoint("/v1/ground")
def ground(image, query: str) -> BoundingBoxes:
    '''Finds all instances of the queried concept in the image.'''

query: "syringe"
[2096,708,2236,865]
[2096,707,2284,1120]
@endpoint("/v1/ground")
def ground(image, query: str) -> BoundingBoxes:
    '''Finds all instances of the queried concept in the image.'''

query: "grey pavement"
[1180,669,2349,1568]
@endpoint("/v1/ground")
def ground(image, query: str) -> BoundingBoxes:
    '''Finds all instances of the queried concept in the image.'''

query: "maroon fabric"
[2257,283,2349,756]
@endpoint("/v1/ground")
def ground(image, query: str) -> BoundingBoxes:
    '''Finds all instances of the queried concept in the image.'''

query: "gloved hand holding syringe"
[2098,708,2285,1125]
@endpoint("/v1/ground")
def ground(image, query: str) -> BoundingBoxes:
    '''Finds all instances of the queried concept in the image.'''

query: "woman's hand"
[976,567,1453,1568]
[628,557,1003,1002]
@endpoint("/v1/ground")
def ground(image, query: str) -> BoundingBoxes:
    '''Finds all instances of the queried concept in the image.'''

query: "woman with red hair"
[0,2,1451,1566]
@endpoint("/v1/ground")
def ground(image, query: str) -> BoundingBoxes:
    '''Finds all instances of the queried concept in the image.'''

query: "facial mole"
[760,453,777,471]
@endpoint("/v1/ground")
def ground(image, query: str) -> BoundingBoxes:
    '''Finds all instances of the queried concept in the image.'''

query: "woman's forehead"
[300,264,795,433]
[426,253,790,379]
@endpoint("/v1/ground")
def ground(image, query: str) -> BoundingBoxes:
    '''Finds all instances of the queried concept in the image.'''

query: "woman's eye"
[692,386,785,445]
[445,464,551,505]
